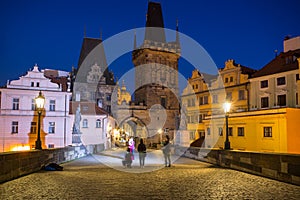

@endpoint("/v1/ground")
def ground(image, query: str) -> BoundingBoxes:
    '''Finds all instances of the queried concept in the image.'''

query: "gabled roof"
[251,49,300,78]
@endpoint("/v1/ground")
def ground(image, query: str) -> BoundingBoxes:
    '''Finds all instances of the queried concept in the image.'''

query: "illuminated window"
[83,119,88,128]
[12,121,18,134]
[30,122,37,134]
[12,98,19,110]
[237,127,244,136]
[263,127,272,137]
[48,122,55,134]
[96,119,101,128]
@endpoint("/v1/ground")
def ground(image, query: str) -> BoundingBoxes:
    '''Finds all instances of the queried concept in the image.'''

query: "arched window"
[82,119,88,128]
[96,119,102,128]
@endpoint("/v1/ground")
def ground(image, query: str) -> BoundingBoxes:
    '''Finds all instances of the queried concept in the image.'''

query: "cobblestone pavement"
[1,152,300,200]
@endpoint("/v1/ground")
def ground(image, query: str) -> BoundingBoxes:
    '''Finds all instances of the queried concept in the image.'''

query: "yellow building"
[181,59,256,144]
[204,108,300,154]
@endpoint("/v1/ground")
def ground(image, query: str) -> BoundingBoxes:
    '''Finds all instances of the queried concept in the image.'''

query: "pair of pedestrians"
[123,138,147,168]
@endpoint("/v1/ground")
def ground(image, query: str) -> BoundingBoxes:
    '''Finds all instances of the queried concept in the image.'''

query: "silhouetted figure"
[137,138,147,168]
[162,135,171,167]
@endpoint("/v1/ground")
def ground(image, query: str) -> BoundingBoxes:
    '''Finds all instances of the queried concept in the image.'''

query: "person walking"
[162,135,171,167]
[137,138,147,168]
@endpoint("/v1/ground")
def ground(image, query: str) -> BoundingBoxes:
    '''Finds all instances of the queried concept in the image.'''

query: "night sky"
[1,0,300,87]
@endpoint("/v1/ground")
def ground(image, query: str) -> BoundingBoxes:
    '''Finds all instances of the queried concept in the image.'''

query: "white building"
[0,65,72,152]
[249,37,300,110]
[70,101,115,151]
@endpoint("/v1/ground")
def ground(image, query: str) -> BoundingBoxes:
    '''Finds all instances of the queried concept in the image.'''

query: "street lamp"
[223,102,231,150]
[35,91,45,150]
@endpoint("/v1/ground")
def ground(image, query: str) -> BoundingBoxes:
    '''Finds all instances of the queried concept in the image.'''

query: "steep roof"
[76,37,115,85]
[144,1,166,43]
[251,49,300,78]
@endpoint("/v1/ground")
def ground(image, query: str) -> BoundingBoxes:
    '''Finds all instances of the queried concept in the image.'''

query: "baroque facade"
[0,65,72,152]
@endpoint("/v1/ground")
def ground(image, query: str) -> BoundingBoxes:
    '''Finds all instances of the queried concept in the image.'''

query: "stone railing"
[181,147,300,186]
[0,145,95,183]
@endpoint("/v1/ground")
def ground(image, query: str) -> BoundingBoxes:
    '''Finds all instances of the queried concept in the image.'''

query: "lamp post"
[223,102,231,150]
[35,91,45,150]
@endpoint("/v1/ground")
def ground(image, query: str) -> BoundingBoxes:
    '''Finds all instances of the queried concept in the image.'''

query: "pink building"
[0,65,72,152]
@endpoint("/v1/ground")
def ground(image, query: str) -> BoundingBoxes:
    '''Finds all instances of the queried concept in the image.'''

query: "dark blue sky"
[1,0,300,86]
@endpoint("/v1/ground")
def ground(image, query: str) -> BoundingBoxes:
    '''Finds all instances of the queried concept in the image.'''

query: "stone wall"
[0,145,91,183]
[182,147,300,186]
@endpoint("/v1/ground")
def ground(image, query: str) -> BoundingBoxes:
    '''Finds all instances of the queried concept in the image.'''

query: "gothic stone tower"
[132,2,181,140]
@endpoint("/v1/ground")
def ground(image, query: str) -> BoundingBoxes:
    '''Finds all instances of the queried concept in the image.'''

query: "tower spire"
[176,19,180,44]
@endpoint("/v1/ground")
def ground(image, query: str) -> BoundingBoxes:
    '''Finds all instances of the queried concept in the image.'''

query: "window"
[12,98,19,110]
[264,127,272,137]
[261,97,269,108]
[199,97,203,105]
[296,74,300,81]
[203,96,208,104]
[191,98,195,106]
[106,94,111,101]
[83,119,88,128]
[48,122,55,134]
[107,105,111,113]
[207,127,211,135]
[212,95,218,103]
[189,131,195,140]
[238,90,245,100]
[230,77,233,82]
[49,100,56,111]
[226,92,232,101]
[218,127,223,136]
[36,82,40,87]
[30,122,37,134]
[260,80,268,88]
[12,121,18,134]
[296,93,298,105]
[225,77,228,83]
[48,144,55,148]
[237,127,244,136]
[228,127,233,136]
[31,82,34,87]
[31,99,36,110]
[277,77,286,86]
[195,84,198,89]
[96,119,102,128]
[198,114,203,123]
[277,94,286,106]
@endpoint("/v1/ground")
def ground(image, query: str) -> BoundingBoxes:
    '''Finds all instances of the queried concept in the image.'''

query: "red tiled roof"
[251,49,300,78]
